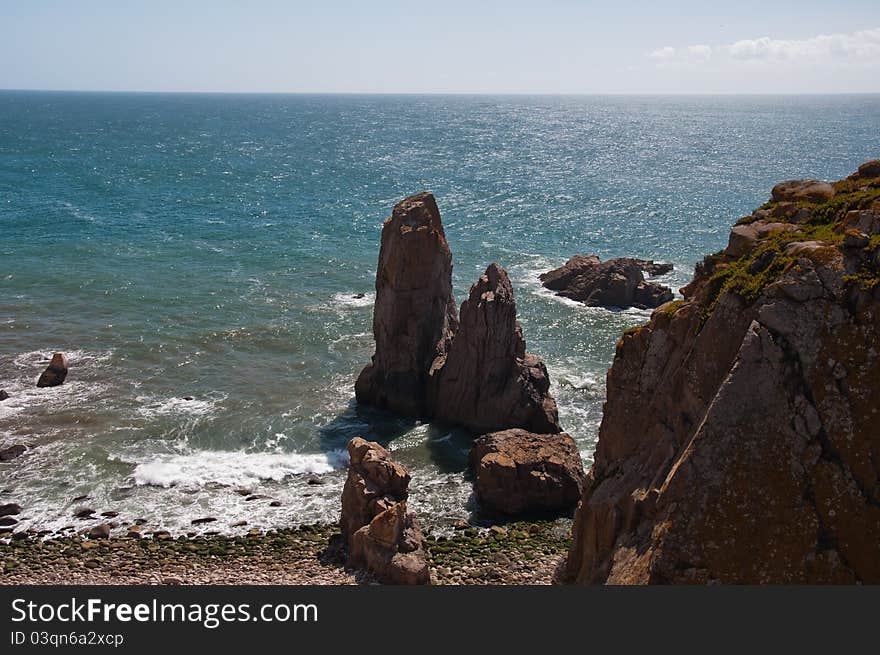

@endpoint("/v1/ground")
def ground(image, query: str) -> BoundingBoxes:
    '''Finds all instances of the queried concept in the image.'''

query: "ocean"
[1,91,878,535]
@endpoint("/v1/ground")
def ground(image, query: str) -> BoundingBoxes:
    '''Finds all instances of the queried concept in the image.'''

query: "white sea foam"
[331,291,374,308]
[132,449,349,489]
[135,395,220,418]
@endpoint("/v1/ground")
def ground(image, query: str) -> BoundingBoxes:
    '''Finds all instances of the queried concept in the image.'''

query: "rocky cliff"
[562,162,880,584]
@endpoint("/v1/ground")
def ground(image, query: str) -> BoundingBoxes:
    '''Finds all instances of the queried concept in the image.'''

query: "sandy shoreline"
[0,520,570,586]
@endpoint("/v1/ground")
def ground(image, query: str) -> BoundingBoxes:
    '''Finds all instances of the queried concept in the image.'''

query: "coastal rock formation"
[540,256,674,309]
[470,429,586,515]
[36,352,68,388]
[357,194,560,436]
[355,193,458,417]
[562,162,880,584]
[770,178,836,203]
[0,445,26,462]
[0,503,22,517]
[428,264,560,434]
[340,437,429,584]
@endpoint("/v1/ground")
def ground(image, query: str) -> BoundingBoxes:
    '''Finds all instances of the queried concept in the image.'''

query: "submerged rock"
[470,429,586,515]
[429,263,560,434]
[36,352,68,388]
[355,192,458,417]
[540,256,674,309]
[340,437,429,584]
[562,162,880,585]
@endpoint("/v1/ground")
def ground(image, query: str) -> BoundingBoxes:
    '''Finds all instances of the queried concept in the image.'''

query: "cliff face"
[563,162,880,584]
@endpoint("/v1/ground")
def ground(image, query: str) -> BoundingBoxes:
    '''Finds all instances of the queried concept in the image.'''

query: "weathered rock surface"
[357,194,559,436]
[470,429,586,515]
[429,264,560,434]
[0,444,26,461]
[340,437,429,584]
[540,256,674,309]
[355,193,458,417]
[562,162,880,585]
[771,178,836,203]
[36,352,68,388]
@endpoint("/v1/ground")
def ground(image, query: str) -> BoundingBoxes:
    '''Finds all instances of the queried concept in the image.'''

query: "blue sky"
[2,0,879,93]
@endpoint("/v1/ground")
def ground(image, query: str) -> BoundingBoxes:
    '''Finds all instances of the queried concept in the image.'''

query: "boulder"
[88,523,111,539]
[0,445,26,462]
[355,193,458,417]
[470,429,586,515]
[0,503,22,517]
[540,256,674,309]
[0,390,8,401]
[340,437,429,584]
[36,352,68,388]
[428,264,560,434]
[770,179,835,203]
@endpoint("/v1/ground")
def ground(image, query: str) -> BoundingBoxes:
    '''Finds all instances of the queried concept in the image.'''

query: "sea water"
[1,91,878,533]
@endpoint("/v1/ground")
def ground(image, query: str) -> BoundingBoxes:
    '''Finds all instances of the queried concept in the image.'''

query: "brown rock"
[855,160,880,179]
[0,445,26,461]
[355,193,458,417]
[88,523,111,539]
[470,429,586,515]
[36,352,68,388]
[562,175,880,584]
[0,503,22,516]
[770,179,835,203]
[340,437,429,584]
[428,264,560,434]
[540,256,674,309]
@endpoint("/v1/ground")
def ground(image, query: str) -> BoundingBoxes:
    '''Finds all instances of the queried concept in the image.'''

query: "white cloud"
[649,27,880,65]
[648,46,676,60]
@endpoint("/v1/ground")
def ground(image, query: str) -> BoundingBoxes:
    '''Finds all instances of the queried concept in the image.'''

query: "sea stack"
[428,263,561,434]
[356,194,560,436]
[561,162,880,584]
[340,438,430,585]
[36,352,69,388]
[355,192,458,417]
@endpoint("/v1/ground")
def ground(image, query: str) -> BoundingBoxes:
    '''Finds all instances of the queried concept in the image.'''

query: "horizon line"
[2,87,880,97]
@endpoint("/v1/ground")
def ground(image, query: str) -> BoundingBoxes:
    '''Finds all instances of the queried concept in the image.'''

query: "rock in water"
[0,445,26,462]
[562,162,880,585]
[36,352,68,388]
[340,437,429,584]
[0,503,22,517]
[470,429,586,515]
[428,264,560,434]
[540,256,673,309]
[355,193,458,417]
[0,390,8,401]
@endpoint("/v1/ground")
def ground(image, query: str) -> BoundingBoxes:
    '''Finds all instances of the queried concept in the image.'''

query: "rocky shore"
[0,520,570,586]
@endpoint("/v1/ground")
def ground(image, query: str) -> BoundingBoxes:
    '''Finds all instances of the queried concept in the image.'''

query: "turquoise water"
[2,91,878,534]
